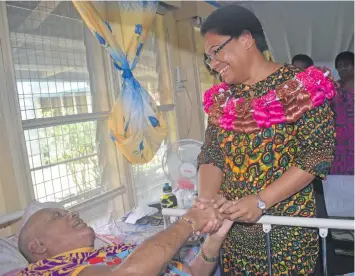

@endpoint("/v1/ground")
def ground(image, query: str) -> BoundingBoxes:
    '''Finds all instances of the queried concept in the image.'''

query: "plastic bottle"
[160,183,178,209]
[183,190,196,208]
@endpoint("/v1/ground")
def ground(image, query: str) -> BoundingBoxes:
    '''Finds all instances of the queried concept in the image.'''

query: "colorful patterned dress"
[18,244,189,276]
[198,65,336,275]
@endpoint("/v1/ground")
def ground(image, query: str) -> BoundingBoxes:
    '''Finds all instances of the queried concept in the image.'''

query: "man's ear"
[28,238,46,255]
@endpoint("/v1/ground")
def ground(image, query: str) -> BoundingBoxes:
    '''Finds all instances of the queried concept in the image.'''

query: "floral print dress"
[198,65,336,275]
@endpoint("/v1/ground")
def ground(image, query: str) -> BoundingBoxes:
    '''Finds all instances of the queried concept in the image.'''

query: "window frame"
[0,1,130,212]
[0,1,182,214]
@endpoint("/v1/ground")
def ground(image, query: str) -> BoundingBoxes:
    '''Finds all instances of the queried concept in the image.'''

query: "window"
[6,1,123,210]
[131,14,178,205]
[193,26,219,129]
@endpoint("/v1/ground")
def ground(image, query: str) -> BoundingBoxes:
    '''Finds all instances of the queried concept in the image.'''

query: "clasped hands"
[185,194,263,236]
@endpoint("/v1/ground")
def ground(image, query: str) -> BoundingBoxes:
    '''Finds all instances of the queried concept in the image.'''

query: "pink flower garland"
[296,66,336,107]
[252,90,286,128]
[220,98,241,130]
[203,83,229,113]
[203,67,336,131]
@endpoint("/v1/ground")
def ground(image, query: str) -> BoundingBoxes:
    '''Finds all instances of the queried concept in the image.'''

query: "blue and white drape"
[73,1,167,164]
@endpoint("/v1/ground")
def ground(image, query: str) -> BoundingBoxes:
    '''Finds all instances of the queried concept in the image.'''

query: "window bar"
[22,111,110,130]
[319,228,328,276]
[29,153,98,171]
[6,4,82,22]
[262,224,273,276]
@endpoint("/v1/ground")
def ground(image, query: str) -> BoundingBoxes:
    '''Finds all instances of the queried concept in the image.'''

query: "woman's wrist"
[201,236,223,259]
[259,188,275,209]
[202,236,223,255]
[199,246,219,263]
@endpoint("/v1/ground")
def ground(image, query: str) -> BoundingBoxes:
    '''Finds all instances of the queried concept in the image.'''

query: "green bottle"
[160,183,177,209]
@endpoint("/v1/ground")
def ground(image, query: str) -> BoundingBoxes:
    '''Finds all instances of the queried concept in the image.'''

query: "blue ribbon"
[135,24,143,35]
[113,61,133,79]
[122,69,133,79]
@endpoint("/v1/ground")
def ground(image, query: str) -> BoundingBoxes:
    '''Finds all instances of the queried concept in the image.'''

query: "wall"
[242,1,354,64]
[0,2,32,235]
[164,12,207,142]
[324,176,354,218]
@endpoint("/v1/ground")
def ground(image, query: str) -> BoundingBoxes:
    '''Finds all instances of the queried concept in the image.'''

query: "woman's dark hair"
[200,4,268,53]
[335,51,354,68]
[291,54,314,68]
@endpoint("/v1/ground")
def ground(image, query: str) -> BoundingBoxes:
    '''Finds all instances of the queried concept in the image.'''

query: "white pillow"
[0,238,27,275]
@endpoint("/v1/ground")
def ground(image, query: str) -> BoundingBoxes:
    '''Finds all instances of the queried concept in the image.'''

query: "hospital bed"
[0,203,353,276]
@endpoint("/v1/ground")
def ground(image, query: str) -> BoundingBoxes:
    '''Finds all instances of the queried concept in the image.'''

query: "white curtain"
[242,1,354,66]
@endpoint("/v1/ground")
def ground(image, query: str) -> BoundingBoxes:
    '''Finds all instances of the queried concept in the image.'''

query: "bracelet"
[178,216,195,235]
[199,247,219,263]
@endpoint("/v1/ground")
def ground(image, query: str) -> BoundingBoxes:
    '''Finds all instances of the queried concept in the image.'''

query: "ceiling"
[215,1,354,64]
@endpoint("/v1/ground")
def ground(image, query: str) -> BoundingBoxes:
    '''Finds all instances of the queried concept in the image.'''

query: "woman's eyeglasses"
[204,37,233,67]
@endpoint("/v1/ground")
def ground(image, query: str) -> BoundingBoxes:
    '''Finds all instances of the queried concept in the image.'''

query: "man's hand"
[192,197,227,234]
[183,204,224,235]
[193,197,211,210]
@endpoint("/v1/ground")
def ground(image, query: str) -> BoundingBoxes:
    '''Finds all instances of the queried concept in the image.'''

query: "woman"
[330,51,354,177]
[197,5,336,275]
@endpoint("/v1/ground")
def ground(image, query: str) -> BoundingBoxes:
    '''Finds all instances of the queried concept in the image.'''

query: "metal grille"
[133,142,168,204]
[6,1,106,207]
[7,1,92,120]
[25,121,97,169]
[134,21,162,105]
[25,119,102,206]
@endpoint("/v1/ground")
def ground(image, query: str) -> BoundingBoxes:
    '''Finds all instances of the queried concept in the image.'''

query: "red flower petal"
[88,256,105,264]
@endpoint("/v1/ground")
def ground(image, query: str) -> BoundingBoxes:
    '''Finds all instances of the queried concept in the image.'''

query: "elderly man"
[18,204,233,276]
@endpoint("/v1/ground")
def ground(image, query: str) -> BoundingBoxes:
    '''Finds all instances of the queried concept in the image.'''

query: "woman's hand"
[213,195,262,223]
[210,219,234,239]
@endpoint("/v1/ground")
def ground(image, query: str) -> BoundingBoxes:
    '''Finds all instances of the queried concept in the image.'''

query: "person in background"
[18,205,233,276]
[292,52,337,274]
[330,51,354,175]
[292,54,314,70]
[197,4,336,275]
[335,51,354,94]
[328,51,354,196]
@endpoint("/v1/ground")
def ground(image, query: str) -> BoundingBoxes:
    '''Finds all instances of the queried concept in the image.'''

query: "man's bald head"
[18,208,95,263]
[18,209,45,262]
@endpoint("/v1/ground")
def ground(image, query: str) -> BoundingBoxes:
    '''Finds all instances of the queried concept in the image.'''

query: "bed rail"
[162,208,354,276]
